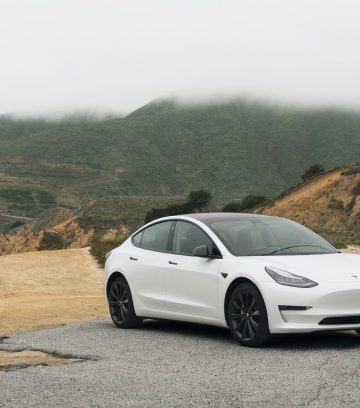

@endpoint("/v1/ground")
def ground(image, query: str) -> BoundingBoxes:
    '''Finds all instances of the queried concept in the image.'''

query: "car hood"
[256,252,360,283]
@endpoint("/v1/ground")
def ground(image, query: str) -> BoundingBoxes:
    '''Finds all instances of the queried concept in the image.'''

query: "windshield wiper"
[259,244,328,256]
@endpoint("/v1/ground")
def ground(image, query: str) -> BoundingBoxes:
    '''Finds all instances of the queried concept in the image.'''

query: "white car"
[105,213,360,347]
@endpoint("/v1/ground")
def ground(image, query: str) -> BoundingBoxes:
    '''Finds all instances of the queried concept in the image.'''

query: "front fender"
[217,257,273,321]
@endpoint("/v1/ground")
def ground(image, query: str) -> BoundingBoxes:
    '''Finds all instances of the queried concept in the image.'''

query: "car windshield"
[207,218,337,256]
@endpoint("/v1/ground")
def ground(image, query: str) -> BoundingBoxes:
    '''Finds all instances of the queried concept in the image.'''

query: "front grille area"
[319,316,360,325]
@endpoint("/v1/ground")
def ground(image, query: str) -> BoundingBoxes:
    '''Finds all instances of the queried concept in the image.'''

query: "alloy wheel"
[229,288,260,341]
[109,280,129,324]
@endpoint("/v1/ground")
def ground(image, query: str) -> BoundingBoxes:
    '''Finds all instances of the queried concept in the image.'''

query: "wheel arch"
[106,271,126,297]
[224,277,265,326]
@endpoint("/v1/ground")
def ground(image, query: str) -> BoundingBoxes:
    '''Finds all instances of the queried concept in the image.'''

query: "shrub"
[351,181,360,196]
[300,164,325,181]
[38,231,64,250]
[223,195,267,212]
[333,240,347,249]
[341,167,360,177]
[144,189,212,223]
[8,220,25,231]
[90,236,127,266]
[328,198,344,210]
[222,202,244,212]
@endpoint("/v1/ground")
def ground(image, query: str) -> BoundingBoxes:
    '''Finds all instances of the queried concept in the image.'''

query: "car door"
[164,220,222,317]
[129,220,174,313]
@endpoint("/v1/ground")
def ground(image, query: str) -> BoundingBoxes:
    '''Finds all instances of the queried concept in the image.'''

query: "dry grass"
[0,350,74,371]
[258,168,360,241]
[0,247,108,337]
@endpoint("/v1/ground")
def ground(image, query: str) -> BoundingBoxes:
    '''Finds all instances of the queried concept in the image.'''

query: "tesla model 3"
[104,213,360,347]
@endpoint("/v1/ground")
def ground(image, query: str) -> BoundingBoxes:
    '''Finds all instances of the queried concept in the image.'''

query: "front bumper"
[262,281,360,333]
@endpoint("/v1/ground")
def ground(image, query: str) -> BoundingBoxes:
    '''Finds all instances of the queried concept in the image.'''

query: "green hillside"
[1,99,360,216]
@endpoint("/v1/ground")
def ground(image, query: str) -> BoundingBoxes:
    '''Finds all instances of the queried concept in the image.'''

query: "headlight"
[265,266,318,288]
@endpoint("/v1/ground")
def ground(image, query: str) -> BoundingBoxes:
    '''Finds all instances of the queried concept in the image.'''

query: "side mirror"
[193,245,222,259]
[193,245,209,257]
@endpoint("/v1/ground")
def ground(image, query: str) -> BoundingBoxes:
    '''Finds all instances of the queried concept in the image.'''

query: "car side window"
[140,221,173,251]
[172,221,214,256]
[132,230,144,246]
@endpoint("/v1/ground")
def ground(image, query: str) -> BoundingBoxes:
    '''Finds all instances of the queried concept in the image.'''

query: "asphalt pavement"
[1,318,360,407]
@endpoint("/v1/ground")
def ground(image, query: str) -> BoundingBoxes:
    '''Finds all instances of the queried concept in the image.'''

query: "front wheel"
[108,276,142,328]
[227,281,271,347]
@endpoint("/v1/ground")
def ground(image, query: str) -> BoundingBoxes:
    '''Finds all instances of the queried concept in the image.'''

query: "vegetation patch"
[300,164,325,181]
[91,236,127,266]
[333,241,347,249]
[223,195,267,212]
[38,231,64,250]
[144,190,212,223]
[328,198,344,210]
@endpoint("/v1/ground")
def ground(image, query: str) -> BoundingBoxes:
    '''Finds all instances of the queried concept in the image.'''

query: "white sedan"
[104,213,360,347]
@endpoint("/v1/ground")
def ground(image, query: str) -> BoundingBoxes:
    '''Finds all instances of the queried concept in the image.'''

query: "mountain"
[1,99,360,217]
[255,164,360,243]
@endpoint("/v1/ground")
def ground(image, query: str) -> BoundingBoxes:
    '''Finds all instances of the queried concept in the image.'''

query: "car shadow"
[270,330,360,350]
[140,319,234,343]
[139,320,360,350]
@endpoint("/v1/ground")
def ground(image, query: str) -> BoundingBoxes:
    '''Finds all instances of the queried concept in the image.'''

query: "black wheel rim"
[108,281,129,323]
[229,288,260,341]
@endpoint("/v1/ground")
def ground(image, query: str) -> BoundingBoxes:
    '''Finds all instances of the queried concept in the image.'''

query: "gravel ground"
[1,319,360,407]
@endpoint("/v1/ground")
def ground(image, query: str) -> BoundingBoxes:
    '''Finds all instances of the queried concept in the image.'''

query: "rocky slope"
[255,165,360,242]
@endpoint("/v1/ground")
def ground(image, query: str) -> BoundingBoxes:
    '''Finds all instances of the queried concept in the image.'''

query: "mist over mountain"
[1,98,360,217]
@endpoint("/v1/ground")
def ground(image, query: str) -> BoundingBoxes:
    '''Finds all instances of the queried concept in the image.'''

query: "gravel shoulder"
[1,319,360,407]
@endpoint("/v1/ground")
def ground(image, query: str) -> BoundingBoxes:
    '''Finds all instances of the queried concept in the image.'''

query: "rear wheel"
[108,276,142,328]
[227,281,271,347]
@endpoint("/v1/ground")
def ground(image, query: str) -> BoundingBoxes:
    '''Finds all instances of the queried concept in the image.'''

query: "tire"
[108,276,142,328]
[227,281,271,347]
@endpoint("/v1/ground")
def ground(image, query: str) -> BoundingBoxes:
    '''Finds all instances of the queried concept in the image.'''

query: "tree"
[300,164,325,181]
[144,189,212,223]
[222,195,267,212]
[188,189,212,207]
[222,202,244,212]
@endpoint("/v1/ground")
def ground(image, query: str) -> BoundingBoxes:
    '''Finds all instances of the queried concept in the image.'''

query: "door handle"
[168,260,177,265]
[130,256,138,261]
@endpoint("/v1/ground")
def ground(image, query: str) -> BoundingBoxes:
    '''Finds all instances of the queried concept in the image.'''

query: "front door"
[164,221,221,317]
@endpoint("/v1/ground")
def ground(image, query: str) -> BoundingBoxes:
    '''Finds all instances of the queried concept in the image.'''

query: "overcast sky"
[1,0,360,116]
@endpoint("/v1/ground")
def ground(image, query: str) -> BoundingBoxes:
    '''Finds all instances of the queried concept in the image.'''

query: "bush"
[8,220,25,231]
[222,202,244,212]
[341,167,360,177]
[328,198,344,210]
[300,164,325,181]
[333,240,347,249]
[223,195,267,212]
[351,181,360,196]
[38,231,64,250]
[145,189,212,223]
[90,236,127,266]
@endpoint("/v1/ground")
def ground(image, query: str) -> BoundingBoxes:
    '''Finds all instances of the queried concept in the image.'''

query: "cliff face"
[0,208,95,255]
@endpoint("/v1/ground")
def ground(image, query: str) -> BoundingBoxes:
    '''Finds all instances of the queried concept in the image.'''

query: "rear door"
[129,221,174,313]
[164,221,222,317]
